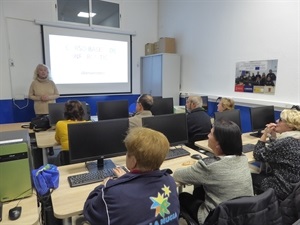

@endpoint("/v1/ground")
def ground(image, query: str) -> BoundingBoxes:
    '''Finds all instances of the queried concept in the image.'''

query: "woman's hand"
[113,167,127,178]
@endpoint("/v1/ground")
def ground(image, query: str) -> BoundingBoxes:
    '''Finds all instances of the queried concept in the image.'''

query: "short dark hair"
[213,119,242,156]
[64,100,85,121]
[138,94,153,110]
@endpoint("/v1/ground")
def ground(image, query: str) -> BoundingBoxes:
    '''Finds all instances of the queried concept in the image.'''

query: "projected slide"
[49,35,128,84]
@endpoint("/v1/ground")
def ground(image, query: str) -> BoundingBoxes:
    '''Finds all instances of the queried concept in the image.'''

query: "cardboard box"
[154,41,159,54]
[158,37,176,53]
[145,43,154,55]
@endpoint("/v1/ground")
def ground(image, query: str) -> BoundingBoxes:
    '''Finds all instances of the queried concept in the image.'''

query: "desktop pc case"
[0,141,32,202]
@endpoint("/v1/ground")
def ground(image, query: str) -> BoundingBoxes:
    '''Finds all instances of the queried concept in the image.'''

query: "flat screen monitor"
[214,109,242,131]
[201,96,208,111]
[97,100,129,120]
[68,118,129,171]
[142,113,188,146]
[250,105,275,137]
[150,97,174,115]
[48,102,90,126]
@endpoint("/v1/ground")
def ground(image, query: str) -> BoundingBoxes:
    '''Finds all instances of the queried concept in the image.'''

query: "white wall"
[0,0,158,99]
[158,0,300,108]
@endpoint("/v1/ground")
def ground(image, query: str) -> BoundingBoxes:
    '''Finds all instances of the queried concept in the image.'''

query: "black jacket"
[203,188,282,225]
[187,108,211,143]
[280,182,300,225]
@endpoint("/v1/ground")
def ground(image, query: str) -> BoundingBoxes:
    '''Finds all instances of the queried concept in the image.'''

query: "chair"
[180,189,282,225]
[203,188,282,225]
[280,181,300,225]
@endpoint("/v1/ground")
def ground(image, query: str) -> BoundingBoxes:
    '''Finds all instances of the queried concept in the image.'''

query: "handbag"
[31,164,59,196]
[30,115,51,132]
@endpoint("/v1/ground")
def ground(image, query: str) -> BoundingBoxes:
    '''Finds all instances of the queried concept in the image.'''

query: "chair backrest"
[280,181,300,225]
[203,188,282,225]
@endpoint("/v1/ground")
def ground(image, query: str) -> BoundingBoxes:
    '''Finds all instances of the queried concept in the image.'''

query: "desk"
[51,146,201,222]
[1,194,39,225]
[195,132,259,163]
[0,122,33,133]
[35,130,58,164]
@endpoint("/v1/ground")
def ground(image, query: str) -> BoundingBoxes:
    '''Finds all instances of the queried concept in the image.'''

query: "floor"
[47,149,193,225]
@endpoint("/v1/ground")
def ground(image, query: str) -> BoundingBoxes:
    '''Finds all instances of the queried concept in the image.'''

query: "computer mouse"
[9,206,22,220]
[191,154,202,160]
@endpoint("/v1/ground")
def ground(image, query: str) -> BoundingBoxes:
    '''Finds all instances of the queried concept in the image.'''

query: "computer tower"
[0,141,32,202]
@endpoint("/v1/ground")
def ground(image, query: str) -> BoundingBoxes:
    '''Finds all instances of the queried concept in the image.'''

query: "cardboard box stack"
[145,37,176,55]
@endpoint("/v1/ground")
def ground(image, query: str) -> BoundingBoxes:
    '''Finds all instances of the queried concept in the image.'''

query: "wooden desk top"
[194,132,259,163]
[1,194,39,225]
[0,122,33,133]
[35,130,58,148]
[51,146,202,219]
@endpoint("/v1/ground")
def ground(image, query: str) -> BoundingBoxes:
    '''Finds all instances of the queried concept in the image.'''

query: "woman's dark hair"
[64,100,85,121]
[213,119,242,156]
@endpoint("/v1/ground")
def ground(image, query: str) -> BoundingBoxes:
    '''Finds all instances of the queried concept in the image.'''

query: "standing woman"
[28,64,59,116]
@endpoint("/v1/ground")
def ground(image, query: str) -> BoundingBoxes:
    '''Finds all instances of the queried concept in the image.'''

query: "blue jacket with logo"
[83,169,180,225]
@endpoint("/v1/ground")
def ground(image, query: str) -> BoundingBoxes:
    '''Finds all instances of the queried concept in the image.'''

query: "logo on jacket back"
[149,184,178,224]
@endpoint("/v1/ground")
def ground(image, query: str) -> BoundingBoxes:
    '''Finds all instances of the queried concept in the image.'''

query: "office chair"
[180,188,282,225]
[203,188,282,225]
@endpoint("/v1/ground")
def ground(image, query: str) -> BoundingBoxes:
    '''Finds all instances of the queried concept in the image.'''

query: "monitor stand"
[250,130,263,138]
[85,158,116,173]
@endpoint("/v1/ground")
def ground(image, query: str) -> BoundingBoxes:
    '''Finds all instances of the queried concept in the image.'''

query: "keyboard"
[68,166,128,188]
[242,144,255,153]
[165,147,190,160]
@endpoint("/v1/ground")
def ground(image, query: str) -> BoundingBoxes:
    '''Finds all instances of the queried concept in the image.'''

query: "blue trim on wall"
[0,94,140,124]
[179,97,281,133]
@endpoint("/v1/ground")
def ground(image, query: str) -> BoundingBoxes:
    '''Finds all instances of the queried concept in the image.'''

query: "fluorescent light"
[77,12,96,18]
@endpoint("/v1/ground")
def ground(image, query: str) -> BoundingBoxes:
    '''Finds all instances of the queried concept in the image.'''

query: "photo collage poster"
[235,59,278,95]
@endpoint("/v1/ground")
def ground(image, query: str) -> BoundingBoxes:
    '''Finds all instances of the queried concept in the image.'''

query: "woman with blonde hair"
[28,64,59,115]
[252,108,300,200]
[217,97,235,112]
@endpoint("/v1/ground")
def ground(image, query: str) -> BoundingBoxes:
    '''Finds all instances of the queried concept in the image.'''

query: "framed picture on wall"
[234,59,278,95]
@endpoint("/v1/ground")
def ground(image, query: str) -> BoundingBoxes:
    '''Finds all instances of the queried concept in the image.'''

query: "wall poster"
[235,59,278,95]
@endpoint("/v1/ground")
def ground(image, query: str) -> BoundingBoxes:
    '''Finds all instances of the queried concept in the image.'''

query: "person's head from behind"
[124,127,169,172]
[217,98,235,112]
[275,109,300,133]
[136,94,153,112]
[34,64,50,80]
[208,119,242,156]
[64,100,85,121]
[186,96,202,113]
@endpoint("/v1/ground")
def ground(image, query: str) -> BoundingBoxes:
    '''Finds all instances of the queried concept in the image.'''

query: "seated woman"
[55,100,87,166]
[173,120,253,224]
[252,108,300,200]
[83,127,180,225]
[217,97,235,112]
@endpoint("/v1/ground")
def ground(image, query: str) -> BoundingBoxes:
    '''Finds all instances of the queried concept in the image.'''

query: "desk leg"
[42,148,48,165]
[62,217,72,225]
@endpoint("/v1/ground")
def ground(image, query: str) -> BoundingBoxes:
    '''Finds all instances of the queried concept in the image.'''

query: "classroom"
[0,0,299,225]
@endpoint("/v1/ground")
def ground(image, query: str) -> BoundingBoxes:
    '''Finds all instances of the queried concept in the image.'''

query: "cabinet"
[141,53,180,105]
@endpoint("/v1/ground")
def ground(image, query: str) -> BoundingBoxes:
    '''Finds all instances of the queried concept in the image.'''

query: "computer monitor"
[97,100,129,120]
[142,113,188,146]
[250,105,275,137]
[214,109,242,130]
[201,96,208,111]
[150,97,174,115]
[68,118,129,171]
[48,102,90,126]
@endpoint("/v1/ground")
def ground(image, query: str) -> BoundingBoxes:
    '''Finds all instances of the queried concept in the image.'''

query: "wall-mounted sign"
[235,59,278,95]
